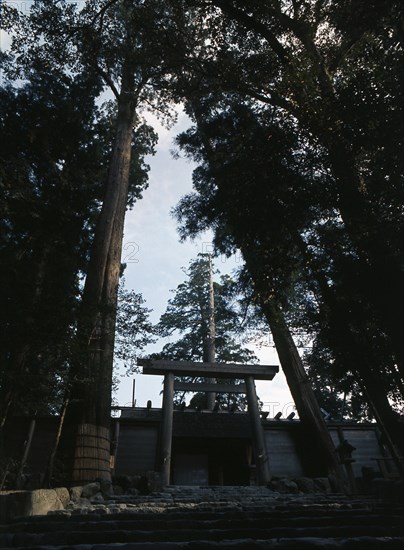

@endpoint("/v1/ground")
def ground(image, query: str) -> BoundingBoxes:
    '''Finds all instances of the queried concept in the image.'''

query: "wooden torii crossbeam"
[174,381,247,393]
[139,359,278,380]
[137,358,279,487]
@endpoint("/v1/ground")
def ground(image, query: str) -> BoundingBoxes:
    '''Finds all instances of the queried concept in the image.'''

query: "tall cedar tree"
[4,0,166,481]
[152,255,257,410]
[173,101,350,488]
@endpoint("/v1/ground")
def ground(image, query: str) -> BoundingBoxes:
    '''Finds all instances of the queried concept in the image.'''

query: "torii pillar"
[245,375,271,484]
[160,371,174,486]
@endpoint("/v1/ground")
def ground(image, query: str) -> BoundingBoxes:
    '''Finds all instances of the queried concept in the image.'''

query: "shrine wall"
[3,413,386,483]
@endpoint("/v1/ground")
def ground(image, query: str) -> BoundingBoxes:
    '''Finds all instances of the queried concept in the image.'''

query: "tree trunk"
[259,297,348,492]
[43,397,69,487]
[206,254,216,409]
[16,418,36,489]
[64,60,138,483]
[356,370,404,475]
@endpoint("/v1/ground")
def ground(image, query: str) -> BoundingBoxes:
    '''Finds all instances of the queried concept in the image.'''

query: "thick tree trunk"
[64,62,138,483]
[238,240,348,489]
[356,369,404,475]
[259,297,348,492]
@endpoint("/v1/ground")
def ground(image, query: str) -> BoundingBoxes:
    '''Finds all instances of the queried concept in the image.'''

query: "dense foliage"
[0,69,105,417]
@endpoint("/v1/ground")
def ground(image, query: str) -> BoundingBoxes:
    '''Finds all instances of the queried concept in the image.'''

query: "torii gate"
[137,359,279,486]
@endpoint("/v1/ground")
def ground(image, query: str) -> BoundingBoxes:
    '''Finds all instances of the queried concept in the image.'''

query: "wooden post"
[245,376,270,485]
[110,419,120,472]
[16,417,36,489]
[132,379,136,408]
[207,254,216,410]
[161,372,174,486]
[44,397,69,487]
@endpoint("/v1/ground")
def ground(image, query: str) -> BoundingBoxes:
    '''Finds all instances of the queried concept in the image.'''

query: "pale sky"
[116,111,295,417]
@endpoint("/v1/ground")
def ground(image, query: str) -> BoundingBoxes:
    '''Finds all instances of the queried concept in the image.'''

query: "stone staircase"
[1,485,404,549]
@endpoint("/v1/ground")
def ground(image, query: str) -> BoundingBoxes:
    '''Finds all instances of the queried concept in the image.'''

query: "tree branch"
[328,35,365,74]
[314,0,325,25]
[89,0,120,28]
[95,65,120,100]
[291,0,301,19]
[211,0,290,65]
[241,86,296,114]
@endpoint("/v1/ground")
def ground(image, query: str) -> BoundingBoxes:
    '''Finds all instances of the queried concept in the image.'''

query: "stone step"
[2,538,404,550]
[1,500,394,524]
[1,487,403,549]
[3,513,403,536]
[2,508,404,548]
[102,493,371,506]
[2,522,404,548]
[3,501,403,528]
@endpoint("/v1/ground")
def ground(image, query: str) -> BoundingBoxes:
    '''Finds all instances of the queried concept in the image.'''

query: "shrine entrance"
[172,437,251,486]
[138,358,278,487]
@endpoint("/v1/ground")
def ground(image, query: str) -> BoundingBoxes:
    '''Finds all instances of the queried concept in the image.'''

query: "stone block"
[0,489,63,522]
[112,485,124,495]
[147,471,163,493]
[90,492,105,504]
[269,477,299,493]
[69,486,83,502]
[294,477,315,493]
[30,489,63,516]
[113,475,132,491]
[82,481,100,498]
[54,487,70,508]
[78,497,92,506]
[314,477,332,493]
[100,479,113,497]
